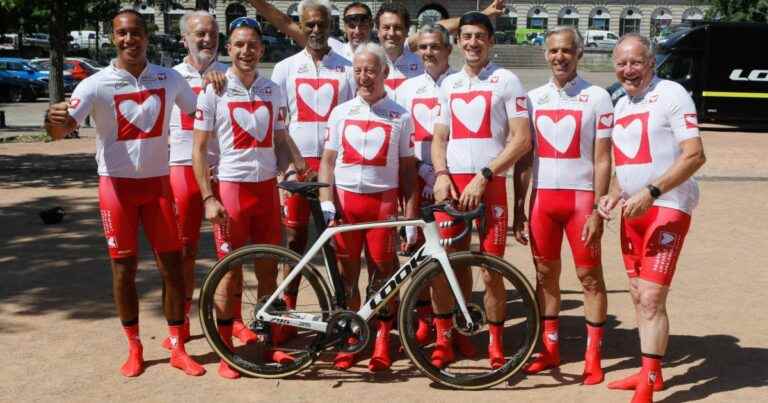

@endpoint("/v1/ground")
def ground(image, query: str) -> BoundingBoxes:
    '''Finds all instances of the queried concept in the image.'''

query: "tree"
[706,0,768,22]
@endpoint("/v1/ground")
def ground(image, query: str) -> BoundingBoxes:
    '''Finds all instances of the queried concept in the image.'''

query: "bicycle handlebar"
[421,202,485,246]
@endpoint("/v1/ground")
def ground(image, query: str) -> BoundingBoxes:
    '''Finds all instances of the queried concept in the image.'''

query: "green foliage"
[706,0,768,22]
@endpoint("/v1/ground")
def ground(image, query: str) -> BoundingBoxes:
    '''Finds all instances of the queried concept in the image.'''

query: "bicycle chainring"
[326,310,370,354]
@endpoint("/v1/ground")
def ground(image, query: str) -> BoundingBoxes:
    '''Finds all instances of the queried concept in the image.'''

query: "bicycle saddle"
[278,180,330,196]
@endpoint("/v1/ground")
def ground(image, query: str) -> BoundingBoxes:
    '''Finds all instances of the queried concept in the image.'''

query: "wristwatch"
[481,167,493,181]
[646,184,662,199]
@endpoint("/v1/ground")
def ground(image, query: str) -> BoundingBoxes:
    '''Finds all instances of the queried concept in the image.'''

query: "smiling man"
[512,26,613,384]
[44,9,203,377]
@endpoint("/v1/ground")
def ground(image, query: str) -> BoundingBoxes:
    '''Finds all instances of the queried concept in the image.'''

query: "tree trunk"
[48,0,66,103]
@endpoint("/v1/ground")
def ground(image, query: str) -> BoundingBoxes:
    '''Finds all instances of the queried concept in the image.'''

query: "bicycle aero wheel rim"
[399,251,540,389]
[198,244,333,378]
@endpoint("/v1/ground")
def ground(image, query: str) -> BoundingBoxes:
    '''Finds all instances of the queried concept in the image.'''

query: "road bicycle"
[199,181,540,389]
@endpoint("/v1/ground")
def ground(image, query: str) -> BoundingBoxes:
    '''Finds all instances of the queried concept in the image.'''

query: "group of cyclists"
[43,0,706,401]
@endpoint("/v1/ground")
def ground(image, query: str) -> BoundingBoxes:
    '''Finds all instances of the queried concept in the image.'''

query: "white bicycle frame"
[254,218,475,333]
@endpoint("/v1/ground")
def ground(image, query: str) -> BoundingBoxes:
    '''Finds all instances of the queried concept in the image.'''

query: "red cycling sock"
[217,322,240,379]
[431,317,455,368]
[631,355,662,403]
[120,323,144,377]
[283,292,297,310]
[524,317,560,373]
[582,321,605,385]
[488,322,505,369]
[368,318,394,372]
[415,303,433,345]
[168,324,206,376]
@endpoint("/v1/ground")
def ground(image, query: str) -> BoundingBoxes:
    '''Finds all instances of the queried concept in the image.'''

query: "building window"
[650,8,673,39]
[588,7,610,31]
[226,3,247,31]
[558,7,579,28]
[527,7,548,30]
[620,8,641,36]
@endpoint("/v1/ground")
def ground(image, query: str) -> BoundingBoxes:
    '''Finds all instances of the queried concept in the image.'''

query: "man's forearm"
[512,151,532,212]
[431,128,450,172]
[192,131,214,198]
[593,139,612,199]
[399,157,419,218]
[246,0,306,46]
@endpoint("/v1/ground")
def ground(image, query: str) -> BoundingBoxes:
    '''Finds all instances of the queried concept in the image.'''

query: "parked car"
[23,33,50,48]
[30,58,98,81]
[70,30,111,49]
[0,57,48,81]
[584,30,619,50]
[0,75,47,102]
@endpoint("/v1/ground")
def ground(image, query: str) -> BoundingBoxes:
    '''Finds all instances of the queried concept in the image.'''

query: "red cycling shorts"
[214,179,282,258]
[529,189,601,269]
[435,174,508,257]
[334,188,398,265]
[621,206,691,286]
[98,175,182,259]
[169,165,209,249]
[283,157,321,228]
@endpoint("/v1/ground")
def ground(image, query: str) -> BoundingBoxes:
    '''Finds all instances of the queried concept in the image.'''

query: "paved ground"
[1,103,767,401]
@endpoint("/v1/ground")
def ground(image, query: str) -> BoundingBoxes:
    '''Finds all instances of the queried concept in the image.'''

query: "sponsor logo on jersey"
[194,109,204,120]
[490,76,499,83]
[298,64,309,74]
[684,113,698,129]
[648,94,659,103]
[579,94,589,103]
[613,112,652,166]
[388,110,401,119]
[515,96,528,112]
[597,112,614,130]
[157,72,167,81]
[69,98,81,108]
[537,94,550,105]
[534,108,583,158]
[660,231,677,247]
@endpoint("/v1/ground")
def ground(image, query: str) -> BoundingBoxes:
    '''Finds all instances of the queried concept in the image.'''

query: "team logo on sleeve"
[410,64,418,71]
[194,109,204,120]
[157,72,167,81]
[684,113,698,129]
[450,91,492,139]
[114,88,166,141]
[385,78,406,91]
[515,96,528,113]
[579,94,589,103]
[411,97,439,142]
[534,109,583,159]
[180,86,203,130]
[296,78,339,122]
[341,119,392,166]
[388,111,401,119]
[490,76,499,83]
[227,100,273,149]
[68,98,80,109]
[612,112,652,166]
[597,112,614,130]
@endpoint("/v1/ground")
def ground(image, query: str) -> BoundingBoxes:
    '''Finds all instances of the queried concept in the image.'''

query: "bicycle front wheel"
[198,244,333,378]
[399,251,540,390]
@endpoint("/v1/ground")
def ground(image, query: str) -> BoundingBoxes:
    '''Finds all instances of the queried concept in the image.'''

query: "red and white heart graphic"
[684,113,698,129]
[411,97,439,142]
[450,91,491,139]
[613,112,651,166]
[535,109,582,158]
[180,86,202,130]
[114,88,166,141]
[515,96,527,113]
[296,78,339,122]
[341,119,392,166]
[597,112,614,130]
[385,78,406,91]
[227,100,273,149]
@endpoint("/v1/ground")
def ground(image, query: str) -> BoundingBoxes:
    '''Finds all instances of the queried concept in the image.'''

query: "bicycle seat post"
[306,193,347,309]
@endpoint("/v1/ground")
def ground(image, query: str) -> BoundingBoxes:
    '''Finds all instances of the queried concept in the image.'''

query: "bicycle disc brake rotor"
[326,311,370,354]
[452,303,486,336]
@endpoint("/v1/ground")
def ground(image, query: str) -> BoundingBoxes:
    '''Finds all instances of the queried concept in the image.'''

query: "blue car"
[0,57,48,81]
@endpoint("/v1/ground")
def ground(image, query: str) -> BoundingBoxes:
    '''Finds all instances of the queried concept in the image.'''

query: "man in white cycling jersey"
[318,43,418,372]
[192,18,308,379]
[512,26,613,384]
[165,9,230,350]
[431,12,532,369]
[45,9,205,378]
[271,0,355,318]
[598,33,705,403]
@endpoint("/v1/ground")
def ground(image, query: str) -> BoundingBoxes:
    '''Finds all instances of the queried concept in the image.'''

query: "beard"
[307,35,329,51]
[190,45,217,67]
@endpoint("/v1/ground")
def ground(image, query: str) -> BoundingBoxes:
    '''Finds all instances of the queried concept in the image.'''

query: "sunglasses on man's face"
[343,14,371,26]
[229,17,262,34]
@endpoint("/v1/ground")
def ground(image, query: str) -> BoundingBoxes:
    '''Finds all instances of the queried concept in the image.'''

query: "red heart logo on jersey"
[228,100,273,149]
[450,91,492,139]
[385,78,406,91]
[114,88,166,141]
[296,78,339,122]
[684,113,698,129]
[535,109,582,158]
[341,119,392,166]
[411,97,439,142]
[597,112,614,130]
[515,96,527,112]
[180,86,202,130]
[613,112,651,166]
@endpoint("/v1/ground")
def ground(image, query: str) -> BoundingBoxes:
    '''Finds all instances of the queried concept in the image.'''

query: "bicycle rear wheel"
[399,251,540,389]
[198,244,333,378]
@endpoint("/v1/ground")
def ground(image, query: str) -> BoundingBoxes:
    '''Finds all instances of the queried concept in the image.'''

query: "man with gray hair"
[270,0,355,324]
[318,42,418,372]
[166,10,231,350]
[513,25,613,384]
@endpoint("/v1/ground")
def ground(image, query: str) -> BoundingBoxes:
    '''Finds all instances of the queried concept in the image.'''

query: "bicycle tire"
[398,251,540,390]
[199,244,334,378]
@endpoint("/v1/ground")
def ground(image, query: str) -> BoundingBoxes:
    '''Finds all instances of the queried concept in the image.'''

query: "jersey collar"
[109,59,152,80]
[225,68,261,93]
[628,75,662,103]
[424,67,456,85]
[460,61,497,81]
[179,58,222,77]
[355,93,389,109]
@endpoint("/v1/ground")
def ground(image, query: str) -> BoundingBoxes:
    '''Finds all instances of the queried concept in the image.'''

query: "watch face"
[482,167,493,180]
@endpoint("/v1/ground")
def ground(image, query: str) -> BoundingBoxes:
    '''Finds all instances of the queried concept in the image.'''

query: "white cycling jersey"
[613,77,700,214]
[328,37,354,61]
[68,61,196,178]
[168,60,227,166]
[271,48,355,158]
[194,69,287,183]
[527,76,614,191]
[436,62,528,174]
[384,47,423,103]
[395,69,455,165]
[325,95,414,194]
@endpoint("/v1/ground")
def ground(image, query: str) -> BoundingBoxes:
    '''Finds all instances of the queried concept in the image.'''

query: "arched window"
[225,3,247,32]
[558,6,580,28]
[619,7,642,36]
[417,4,449,29]
[682,7,704,23]
[650,7,673,39]
[497,6,518,44]
[527,6,549,30]
[588,7,610,31]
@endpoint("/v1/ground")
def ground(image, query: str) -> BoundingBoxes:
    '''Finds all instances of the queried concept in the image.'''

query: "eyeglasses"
[228,17,262,35]
[343,13,371,26]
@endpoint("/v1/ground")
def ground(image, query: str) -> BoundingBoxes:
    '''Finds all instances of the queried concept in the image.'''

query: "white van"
[70,31,111,49]
[584,30,619,50]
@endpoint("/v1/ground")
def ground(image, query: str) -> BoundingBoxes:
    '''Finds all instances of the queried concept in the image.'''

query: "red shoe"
[218,360,241,379]
[233,320,260,344]
[488,323,505,369]
[162,316,190,350]
[415,305,432,345]
[431,317,455,368]
[120,342,144,377]
[168,325,206,376]
[453,333,478,358]
[582,352,605,385]
[334,352,358,370]
[608,371,664,391]
[368,319,393,372]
